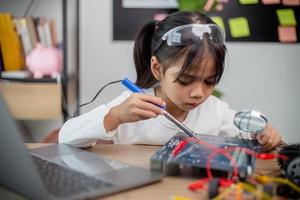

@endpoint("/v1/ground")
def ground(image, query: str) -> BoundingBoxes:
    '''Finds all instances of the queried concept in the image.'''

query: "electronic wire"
[73,80,121,117]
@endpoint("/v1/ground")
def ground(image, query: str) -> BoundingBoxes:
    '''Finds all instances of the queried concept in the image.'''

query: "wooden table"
[25,144,281,200]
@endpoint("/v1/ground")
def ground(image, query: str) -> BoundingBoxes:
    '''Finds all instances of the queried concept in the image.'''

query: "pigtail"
[134,20,158,88]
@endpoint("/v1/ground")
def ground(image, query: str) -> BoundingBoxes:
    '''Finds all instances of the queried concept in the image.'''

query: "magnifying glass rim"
[233,109,268,133]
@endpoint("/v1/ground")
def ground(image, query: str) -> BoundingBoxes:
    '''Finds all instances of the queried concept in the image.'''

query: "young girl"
[59,11,282,149]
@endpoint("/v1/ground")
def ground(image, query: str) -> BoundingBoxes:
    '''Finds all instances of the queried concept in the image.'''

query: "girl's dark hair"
[134,11,227,88]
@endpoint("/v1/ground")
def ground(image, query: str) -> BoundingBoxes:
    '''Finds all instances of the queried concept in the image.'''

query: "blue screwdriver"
[121,78,198,139]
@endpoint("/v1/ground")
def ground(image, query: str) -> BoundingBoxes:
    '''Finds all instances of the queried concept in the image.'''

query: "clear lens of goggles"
[161,24,225,46]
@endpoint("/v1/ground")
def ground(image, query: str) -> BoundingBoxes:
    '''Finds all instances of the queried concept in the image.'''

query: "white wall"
[80,0,300,143]
[220,44,300,143]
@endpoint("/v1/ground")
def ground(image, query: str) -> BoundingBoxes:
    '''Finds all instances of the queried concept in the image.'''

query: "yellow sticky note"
[239,0,259,4]
[228,17,250,38]
[211,16,225,31]
[276,9,297,26]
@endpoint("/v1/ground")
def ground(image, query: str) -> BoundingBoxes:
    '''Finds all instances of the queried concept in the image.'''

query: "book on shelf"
[35,17,57,48]
[0,47,3,72]
[26,17,38,49]
[14,18,33,56]
[50,19,58,47]
[0,13,25,71]
[0,70,31,79]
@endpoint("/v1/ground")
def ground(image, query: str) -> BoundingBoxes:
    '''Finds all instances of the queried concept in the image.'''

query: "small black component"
[277,144,300,171]
[277,144,300,199]
[208,178,220,199]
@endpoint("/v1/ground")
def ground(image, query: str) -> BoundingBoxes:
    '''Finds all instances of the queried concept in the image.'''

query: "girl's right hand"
[104,93,165,131]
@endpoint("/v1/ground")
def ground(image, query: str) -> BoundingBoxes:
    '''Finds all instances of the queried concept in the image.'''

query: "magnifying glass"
[233,110,268,151]
[233,110,268,134]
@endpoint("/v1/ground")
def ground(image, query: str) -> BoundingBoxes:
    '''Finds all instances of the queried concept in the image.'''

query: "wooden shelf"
[0,81,62,120]
[0,0,80,121]
[0,77,59,83]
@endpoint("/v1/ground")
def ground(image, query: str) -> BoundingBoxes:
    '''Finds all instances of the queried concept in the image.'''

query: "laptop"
[0,94,163,200]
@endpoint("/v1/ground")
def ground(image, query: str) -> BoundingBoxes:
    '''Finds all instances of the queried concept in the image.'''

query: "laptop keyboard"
[31,154,114,198]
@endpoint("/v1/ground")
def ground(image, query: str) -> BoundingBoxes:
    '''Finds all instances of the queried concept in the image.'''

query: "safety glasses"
[152,24,225,53]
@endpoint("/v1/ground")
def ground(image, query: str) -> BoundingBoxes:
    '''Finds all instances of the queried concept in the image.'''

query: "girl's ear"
[150,56,162,80]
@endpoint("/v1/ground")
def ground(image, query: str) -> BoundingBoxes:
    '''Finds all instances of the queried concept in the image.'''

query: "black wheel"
[277,144,300,199]
[208,178,220,199]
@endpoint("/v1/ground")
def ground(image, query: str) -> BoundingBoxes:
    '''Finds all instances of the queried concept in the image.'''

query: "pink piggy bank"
[26,43,63,79]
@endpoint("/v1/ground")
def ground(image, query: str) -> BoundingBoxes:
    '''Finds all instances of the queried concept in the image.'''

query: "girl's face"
[157,55,217,113]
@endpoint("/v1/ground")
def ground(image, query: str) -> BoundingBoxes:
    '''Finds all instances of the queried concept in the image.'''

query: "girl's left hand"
[256,123,282,150]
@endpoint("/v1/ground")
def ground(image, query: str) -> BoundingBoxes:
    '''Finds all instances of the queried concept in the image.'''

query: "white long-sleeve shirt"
[59,89,239,147]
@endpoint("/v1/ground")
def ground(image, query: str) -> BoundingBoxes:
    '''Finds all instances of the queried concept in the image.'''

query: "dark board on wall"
[113,0,300,42]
